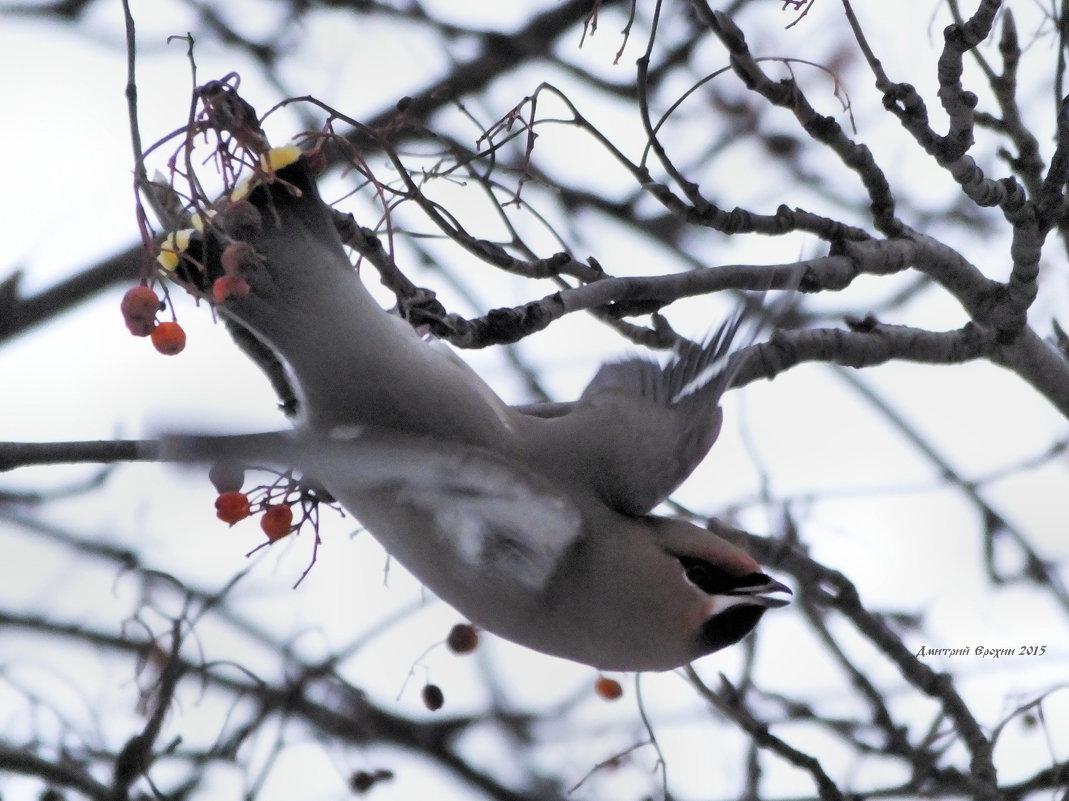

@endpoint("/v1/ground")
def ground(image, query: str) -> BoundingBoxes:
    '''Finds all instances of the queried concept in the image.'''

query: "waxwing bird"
[162,149,791,671]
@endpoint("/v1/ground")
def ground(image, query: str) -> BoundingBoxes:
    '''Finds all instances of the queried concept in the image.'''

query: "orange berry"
[446,623,479,654]
[151,321,186,355]
[595,676,623,701]
[215,491,251,525]
[212,275,251,304]
[421,683,444,711]
[120,285,161,337]
[260,504,294,541]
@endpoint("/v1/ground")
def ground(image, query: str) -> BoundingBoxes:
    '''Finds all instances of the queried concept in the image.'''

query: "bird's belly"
[328,485,561,635]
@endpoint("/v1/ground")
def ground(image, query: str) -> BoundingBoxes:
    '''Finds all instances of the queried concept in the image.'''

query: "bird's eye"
[678,555,733,593]
[677,555,765,595]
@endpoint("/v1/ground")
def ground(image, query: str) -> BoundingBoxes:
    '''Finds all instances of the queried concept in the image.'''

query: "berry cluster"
[120,285,186,355]
[121,145,304,357]
[412,623,481,713]
[208,460,298,544]
[409,627,623,713]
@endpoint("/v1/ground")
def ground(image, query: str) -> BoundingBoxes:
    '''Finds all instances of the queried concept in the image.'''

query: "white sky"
[2,1,1068,799]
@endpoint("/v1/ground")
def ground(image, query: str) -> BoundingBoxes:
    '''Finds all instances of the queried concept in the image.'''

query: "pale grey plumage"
[163,153,790,671]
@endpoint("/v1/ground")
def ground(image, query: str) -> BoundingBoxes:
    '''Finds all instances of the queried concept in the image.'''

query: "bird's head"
[644,516,791,663]
[545,512,791,671]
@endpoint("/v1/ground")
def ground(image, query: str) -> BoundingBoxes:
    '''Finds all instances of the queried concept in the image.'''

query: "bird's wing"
[162,429,584,593]
[521,310,758,517]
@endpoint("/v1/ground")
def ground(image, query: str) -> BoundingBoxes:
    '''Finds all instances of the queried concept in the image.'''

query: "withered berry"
[120,285,161,337]
[218,199,262,241]
[220,242,262,278]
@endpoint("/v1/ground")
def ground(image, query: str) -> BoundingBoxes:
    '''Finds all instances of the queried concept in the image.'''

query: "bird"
[161,146,791,672]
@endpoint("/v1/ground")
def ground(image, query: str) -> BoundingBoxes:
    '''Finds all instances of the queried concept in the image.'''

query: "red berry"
[595,676,623,701]
[120,285,161,337]
[215,491,251,525]
[212,275,251,304]
[151,321,186,355]
[260,504,294,541]
[421,683,444,711]
[446,623,479,654]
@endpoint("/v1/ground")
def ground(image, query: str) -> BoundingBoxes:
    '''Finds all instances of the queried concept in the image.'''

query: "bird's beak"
[727,576,792,609]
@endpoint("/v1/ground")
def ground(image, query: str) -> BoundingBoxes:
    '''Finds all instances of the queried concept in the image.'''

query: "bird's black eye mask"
[675,556,785,653]
[676,555,768,596]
